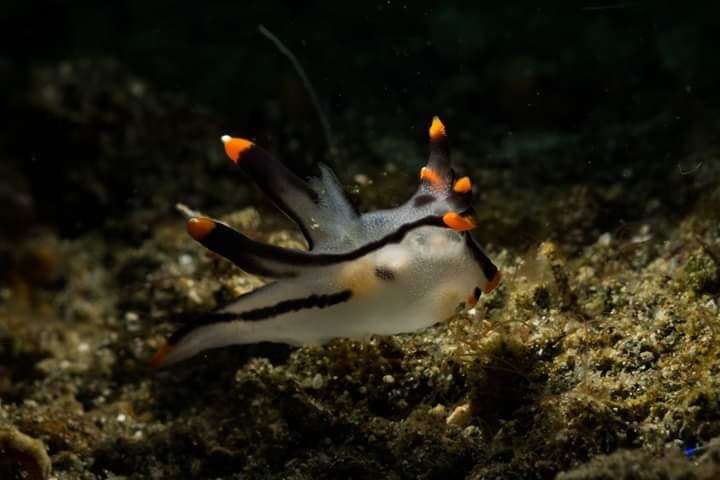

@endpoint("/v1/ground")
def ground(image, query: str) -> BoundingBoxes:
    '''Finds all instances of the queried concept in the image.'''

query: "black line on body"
[238,289,352,321]
[202,215,445,273]
[413,194,436,207]
[374,267,395,281]
[464,232,498,281]
[168,289,352,345]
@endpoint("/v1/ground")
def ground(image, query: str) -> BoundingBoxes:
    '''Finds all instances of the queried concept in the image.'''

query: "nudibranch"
[151,117,501,367]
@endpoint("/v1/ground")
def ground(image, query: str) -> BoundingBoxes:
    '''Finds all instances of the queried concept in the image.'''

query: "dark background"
[1,2,718,239]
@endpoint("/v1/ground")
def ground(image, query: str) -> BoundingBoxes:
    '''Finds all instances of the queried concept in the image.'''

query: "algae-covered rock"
[683,248,720,295]
[0,427,51,480]
[557,444,720,480]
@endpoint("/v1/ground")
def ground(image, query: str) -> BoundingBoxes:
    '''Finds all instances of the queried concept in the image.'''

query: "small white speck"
[78,342,90,353]
[597,232,612,247]
[221,135,231,144]
[117,414,126,423]
[129,81,146,97]
[382,374,395,384]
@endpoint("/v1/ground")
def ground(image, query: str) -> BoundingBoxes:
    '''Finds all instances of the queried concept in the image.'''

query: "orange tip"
[453,176,472,194]
[187,217,216,241]
[483,270,502,294]
[466,293,478,308]
[221,135,253,164]
[429,116,446,140]
[149,343,172,369]
[442,212,477,231]
[420,166,443,186]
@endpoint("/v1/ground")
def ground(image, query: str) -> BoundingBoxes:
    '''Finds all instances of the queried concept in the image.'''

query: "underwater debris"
[446,403,472,427]
[538,241,584,315]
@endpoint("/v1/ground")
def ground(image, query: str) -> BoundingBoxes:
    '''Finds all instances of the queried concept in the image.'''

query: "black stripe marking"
[200,215,446,274]
[413,194,436,207]
[238,290,352,321]
[464,232,498,281]
[374,267,395,281]
[168,289,352,345]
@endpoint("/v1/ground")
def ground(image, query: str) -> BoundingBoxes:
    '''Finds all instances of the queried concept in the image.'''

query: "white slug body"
[159,227,490,365]
[151,117,500,368]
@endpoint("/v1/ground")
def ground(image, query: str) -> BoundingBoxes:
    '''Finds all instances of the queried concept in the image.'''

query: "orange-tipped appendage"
[420,166,443,186]
[453,176,472,194]
[149,343,172,369]
[221,135,253,164]
[429,116,446,140]
[466,293,478,308]
[187,217,216,241]
[483,270,502,294]
[442,212,477,231]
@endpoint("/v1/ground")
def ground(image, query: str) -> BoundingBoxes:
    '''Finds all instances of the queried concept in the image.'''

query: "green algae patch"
[557,446,720,480]
[683,247,720,296]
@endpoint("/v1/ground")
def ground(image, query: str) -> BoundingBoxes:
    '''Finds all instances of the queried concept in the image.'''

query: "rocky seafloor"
[2,59,720,479]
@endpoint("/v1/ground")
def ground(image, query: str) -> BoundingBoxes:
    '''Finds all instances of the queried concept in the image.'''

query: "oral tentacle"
[186,216,300,278]
[186,215,448,274]
[221,135,322,248]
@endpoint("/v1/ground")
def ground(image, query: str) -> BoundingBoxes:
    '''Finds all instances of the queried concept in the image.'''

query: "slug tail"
[149,343,173,369]
[149,320,255,368]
